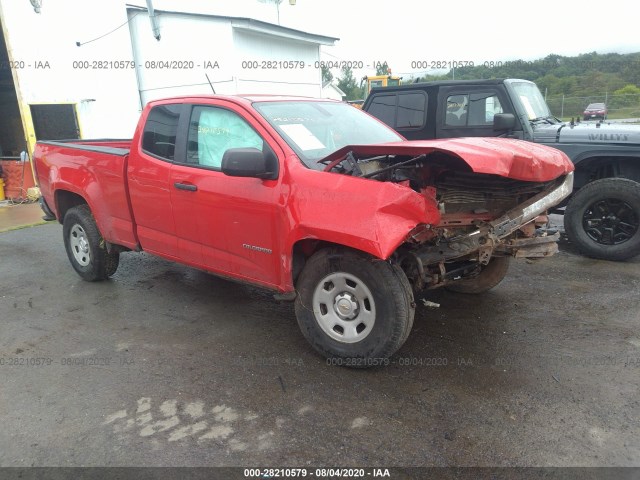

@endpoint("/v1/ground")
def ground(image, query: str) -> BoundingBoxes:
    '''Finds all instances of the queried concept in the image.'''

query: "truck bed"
[38,138,132,153]
[35,138,138,249]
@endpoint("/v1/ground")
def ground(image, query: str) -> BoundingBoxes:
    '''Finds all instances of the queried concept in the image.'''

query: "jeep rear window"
[368,92,428,130]
[367,94,396,127]
[397,93,427,129]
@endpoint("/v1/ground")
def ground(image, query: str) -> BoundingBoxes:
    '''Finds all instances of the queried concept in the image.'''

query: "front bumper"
[414,172,574,265]
[491,171,574,238]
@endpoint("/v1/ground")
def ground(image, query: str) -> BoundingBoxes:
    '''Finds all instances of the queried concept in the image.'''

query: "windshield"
[511,81,552,120]
[253,100,403,169]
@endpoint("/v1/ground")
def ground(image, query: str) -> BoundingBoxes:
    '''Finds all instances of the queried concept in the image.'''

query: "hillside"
[415,52,640,96]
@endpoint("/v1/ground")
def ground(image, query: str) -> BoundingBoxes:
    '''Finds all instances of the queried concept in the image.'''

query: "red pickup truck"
[35,95,574,366]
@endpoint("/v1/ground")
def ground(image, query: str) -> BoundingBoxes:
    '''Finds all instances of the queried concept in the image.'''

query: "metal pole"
[146,0,161,40]
[561,94,564,118]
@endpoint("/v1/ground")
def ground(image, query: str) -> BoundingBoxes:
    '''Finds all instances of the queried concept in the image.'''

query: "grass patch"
[0,220,49,234]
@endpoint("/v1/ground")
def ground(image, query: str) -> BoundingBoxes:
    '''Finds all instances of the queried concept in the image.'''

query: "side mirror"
[221,148,277,180]
[493,113,516,131]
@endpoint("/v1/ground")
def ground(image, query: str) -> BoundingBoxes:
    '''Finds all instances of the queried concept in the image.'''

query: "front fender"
[285,165,439,260]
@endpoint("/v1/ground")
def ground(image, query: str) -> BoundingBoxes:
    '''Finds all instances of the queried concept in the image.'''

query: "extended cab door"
[169,102,282,288]
[128,103,186,259]
[435,86,519,139]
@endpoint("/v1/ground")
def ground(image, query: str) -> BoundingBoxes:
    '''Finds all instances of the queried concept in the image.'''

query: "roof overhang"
[126,4,338,46]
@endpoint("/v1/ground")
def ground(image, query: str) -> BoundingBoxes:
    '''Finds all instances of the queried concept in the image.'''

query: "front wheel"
[294,249,414,367]
[564,178,640,261]
[63,204,120,281]
[446,256,511,294]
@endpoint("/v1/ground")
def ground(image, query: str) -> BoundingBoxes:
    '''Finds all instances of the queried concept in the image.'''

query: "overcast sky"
[273,0,640,78]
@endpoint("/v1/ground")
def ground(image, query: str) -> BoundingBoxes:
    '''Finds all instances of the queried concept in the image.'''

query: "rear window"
[141,104,181,161]
[367,94,396,127]
[397,92,427,128]
[367,92,428,129]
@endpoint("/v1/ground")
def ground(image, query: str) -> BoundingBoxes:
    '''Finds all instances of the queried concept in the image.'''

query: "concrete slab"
[0,201,49,233]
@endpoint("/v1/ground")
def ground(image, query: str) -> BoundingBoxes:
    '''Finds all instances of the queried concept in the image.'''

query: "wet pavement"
[0,223,639,467]
[0,202,47,233]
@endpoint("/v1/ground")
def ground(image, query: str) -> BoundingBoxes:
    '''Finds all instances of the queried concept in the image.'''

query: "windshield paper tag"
[280,124,326,151]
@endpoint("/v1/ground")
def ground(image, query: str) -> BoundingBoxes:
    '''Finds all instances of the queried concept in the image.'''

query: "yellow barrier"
[0,178,5,201]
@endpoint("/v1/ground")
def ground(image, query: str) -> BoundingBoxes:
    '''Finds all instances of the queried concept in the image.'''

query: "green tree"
[612,84,640,107]
[614,84,640,95]
[421,51,640,98]
[337,65,364,101]
[375,61,390,75]
[321,64,333,84]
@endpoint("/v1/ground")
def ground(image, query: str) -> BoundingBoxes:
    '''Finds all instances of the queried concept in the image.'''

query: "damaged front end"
[322,143,574,291]
[398,171,573,290]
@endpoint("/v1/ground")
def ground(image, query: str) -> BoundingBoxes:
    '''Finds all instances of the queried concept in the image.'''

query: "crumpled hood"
[533,121,640,145]
[321,137,574,182]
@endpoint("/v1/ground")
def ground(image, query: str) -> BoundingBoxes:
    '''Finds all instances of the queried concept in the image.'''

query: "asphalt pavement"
[0,223,639,467]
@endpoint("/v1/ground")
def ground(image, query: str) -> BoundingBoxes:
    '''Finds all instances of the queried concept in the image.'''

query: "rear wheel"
[446,256,510,294]
[63,204,120,281]
[564,178,640,261]
[294,248,414,367]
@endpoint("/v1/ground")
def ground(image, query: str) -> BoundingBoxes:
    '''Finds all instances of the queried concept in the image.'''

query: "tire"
[564,178,640,261]
[294,248,414,367]
[63,204,120,281]
[446,256,510,294]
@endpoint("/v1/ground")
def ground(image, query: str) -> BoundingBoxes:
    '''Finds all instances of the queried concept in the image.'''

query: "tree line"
[326,52,640,101]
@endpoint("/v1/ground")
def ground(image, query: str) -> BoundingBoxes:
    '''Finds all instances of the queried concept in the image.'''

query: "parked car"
[583,102,608,121]
[363,79,640,261]
[34,95,573,366]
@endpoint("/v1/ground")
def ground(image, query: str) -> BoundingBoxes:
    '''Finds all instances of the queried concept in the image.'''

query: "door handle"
[174,182,197,192]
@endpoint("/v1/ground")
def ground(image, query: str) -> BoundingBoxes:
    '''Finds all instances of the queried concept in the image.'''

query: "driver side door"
[169,102,283,287]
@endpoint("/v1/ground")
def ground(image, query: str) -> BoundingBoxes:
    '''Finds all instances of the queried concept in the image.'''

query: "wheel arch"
[55,189,89,224]
[290,238,388,288]
[572,154,640,189]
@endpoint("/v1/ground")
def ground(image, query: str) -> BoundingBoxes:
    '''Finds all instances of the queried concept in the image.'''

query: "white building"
[0,0,338,157]
[321,81,346,101]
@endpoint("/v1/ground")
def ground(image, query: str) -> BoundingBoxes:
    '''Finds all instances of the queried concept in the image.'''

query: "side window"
[445,93,504,126]
[186,106,264,169]
[141,104,181,160]
[397,92,427,129]
[367,94,396,128]
[445,94,468,126]
[468,93,503,125]
[483,95,504,123]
